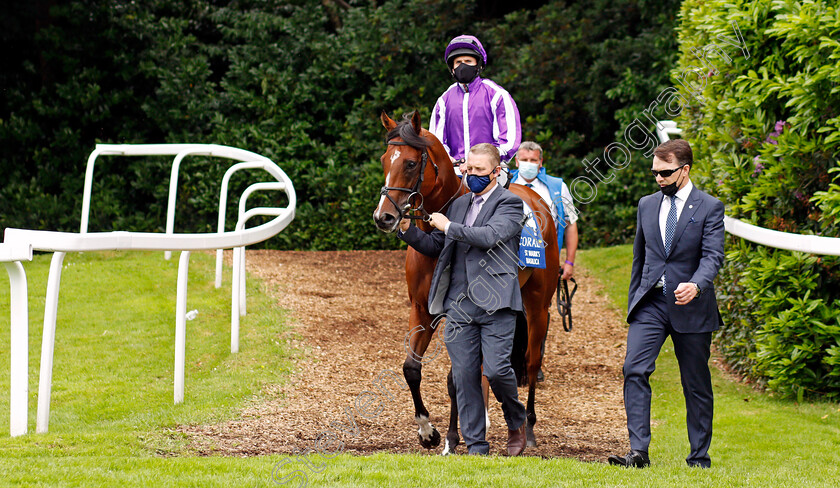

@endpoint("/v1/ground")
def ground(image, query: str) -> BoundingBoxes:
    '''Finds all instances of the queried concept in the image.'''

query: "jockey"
[429,35,521,180]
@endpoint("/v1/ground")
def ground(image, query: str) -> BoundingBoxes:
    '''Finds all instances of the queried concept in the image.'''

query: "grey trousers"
[445,307,526,454]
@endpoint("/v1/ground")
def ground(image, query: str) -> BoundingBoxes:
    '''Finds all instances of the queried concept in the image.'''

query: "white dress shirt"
[656,179,693,287]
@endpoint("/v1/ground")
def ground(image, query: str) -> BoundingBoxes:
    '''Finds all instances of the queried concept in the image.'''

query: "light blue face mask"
[518,161,540,180]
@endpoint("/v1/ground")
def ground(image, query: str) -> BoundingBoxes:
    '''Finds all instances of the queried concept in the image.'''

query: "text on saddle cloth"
[518,201,546,269]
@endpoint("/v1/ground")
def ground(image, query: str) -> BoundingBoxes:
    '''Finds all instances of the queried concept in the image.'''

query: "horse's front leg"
[403,302,442,449]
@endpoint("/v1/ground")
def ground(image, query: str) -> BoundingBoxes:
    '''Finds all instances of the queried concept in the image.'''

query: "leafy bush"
[1,0,683,250]
[486,0,683,246]
[675,0,840,399]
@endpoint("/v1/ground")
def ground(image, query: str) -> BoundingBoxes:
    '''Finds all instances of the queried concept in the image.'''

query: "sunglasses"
[650,164,686,178]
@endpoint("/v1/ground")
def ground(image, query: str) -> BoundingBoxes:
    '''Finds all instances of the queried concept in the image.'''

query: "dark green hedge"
[1,0,680,249]
[675,0,840,400]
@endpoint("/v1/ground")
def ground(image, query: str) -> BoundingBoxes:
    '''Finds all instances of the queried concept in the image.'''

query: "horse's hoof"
[525,422,537,447]
[418,433,433,449]
[443,433,460,455]
[441,438,458,456]
[416,415,441,449]
[430,427,441,447]
[418,427,441,449]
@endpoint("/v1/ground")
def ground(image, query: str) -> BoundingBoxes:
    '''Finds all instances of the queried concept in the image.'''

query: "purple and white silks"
[429,76,521,162]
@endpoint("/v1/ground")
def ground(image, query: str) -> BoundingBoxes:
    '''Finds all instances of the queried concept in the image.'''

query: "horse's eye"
[406,160,417,170]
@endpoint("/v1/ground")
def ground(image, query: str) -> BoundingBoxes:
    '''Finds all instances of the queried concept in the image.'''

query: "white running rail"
[656,121,839,256]
[0,143,296,437]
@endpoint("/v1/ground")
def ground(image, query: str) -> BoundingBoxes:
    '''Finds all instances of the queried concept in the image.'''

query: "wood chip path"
[180,250,628,461]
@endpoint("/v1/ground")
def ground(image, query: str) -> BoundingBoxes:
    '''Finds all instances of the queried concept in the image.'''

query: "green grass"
[1,247,838,487]
[577,244,634,311]
[0,251,297,486]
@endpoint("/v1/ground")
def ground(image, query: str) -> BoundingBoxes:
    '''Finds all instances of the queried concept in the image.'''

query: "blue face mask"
[466,170,496,193]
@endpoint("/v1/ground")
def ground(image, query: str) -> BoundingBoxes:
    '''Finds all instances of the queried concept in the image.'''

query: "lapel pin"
[689,205,693,209]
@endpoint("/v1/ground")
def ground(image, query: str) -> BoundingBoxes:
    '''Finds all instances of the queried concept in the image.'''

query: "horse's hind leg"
[524,302,548,448]
[482,376,491,429]
[442,368,460,455]
[403,307,442,449]
[512,311,529,386]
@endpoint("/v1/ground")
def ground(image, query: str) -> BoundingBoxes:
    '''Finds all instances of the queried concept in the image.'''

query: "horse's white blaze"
[390,149,401,163]
[373,172,391,220]
[415,414,434,441]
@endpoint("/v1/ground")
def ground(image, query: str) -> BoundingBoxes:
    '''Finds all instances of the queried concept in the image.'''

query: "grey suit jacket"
[400,184,525,315]
[627,185,725,333]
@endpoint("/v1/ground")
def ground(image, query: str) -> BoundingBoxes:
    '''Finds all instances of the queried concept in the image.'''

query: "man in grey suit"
[398,143,527,456]
[608,139,725,468]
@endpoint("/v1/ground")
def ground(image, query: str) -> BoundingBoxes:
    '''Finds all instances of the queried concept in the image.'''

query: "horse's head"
[373,111,438,233]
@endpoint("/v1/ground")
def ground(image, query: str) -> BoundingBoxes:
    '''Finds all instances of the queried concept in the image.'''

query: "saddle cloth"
[518,201,546,269]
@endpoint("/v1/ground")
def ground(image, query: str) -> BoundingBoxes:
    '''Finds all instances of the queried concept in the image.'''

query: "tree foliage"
[2,0,680,249]
[675,0,840,399]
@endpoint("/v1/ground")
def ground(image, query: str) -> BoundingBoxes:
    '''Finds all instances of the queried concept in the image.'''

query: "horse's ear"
[381,111,397,131]
[410,110,422,134]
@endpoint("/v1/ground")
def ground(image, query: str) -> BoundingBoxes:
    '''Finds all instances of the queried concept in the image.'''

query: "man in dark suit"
[398,143,527,456]
[608,139,725,468]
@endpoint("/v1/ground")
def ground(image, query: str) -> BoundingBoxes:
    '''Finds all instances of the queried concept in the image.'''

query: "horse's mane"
[386,113,433,150]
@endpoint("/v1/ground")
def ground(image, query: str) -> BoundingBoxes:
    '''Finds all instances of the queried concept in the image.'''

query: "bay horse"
[372,111,560,453]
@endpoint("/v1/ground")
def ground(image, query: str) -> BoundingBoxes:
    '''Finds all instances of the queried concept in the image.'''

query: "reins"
[381,138,460,223]
[556,277,578,332]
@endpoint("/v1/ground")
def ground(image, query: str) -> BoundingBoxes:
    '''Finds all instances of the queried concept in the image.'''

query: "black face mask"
[453,63,480,84]
[660,169,686,197]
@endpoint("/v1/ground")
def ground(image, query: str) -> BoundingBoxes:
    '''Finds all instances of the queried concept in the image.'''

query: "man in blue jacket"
[510,141,579,279]
[510,141,579,382]
[609,139,725,468]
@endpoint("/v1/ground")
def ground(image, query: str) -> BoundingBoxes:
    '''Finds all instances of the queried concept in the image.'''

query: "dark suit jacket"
[400,183,525,315]
[627,184,725,333]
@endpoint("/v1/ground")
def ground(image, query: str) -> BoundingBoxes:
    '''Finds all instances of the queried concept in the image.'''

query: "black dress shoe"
[608,450,650,468]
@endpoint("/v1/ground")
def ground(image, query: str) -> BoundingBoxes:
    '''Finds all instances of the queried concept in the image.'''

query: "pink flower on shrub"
[752,156,764,176]
[765,120,786,145]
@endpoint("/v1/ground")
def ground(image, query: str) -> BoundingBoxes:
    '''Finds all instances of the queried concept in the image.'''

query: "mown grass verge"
[0,248,837,487]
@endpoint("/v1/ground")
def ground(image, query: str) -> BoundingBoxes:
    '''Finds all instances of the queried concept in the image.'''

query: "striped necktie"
[663,195,677,294]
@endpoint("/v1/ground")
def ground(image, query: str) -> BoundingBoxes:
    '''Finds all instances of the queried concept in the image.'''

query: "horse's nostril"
[380,213,397,226]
